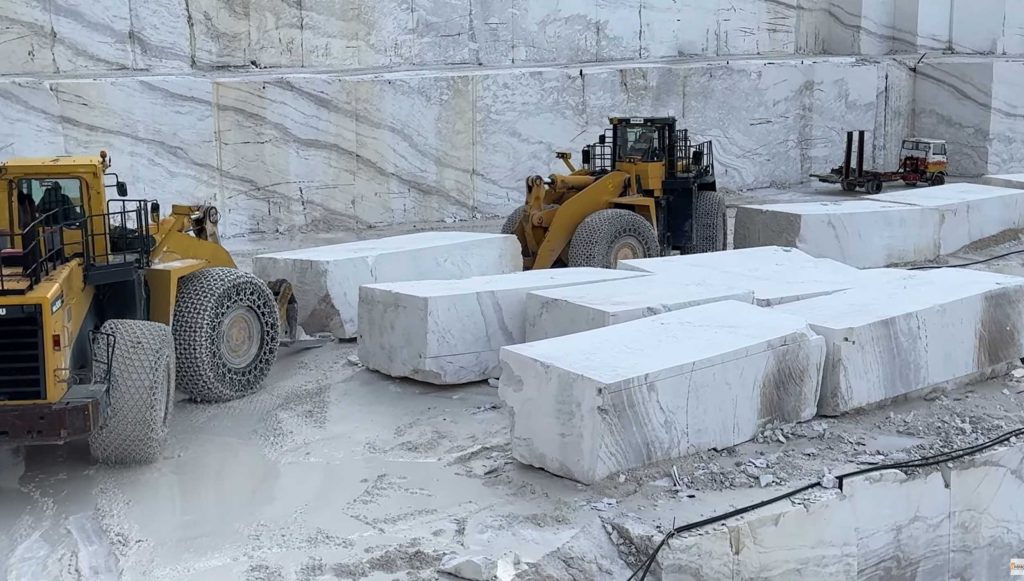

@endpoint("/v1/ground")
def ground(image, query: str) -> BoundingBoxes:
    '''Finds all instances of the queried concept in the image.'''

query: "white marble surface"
[4,1,1023,76]
[499,301,825,483]
[869,183,1024,254]
[621,246,886,305]
[0,56,913,236]
[252,232,521,338]
[357,267,643,385]
[774,268,1024,415]
[734,200,942,268]
[524,275,753,341]
[658,441,1024,580]
[981,173,1024,189]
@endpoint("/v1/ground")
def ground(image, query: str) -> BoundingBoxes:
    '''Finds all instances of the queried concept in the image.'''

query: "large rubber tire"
[865,179,883,195]
[88,320,175,465]
[173,268,280,403]
[500,206,527,235]
[689,190,728,254]
[567,209,660,269]
[840,180,858,192]
[930,173,946,186]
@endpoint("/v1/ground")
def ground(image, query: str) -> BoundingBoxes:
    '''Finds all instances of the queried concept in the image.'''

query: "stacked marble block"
[982,174,1024,190]
[500,301,826,484]
[356,268,644,384]
[252,232,522,338]
[735,184,1024,267]
[774,269,1024,415]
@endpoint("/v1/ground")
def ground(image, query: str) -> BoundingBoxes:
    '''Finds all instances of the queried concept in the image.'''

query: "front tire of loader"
[567,209,660,269]
[88,320,175,465]
[173,268,280,403]
[689,190,728,254]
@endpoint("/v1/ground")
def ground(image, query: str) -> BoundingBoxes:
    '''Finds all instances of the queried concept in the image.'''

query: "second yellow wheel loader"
[0,152,323,465]
[503,116,726,269]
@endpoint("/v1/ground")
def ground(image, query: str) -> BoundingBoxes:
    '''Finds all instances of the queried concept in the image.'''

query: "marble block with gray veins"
[981,174,1024,189]
[868,183,1024,254]
[734,200,943,268]
[774,269,1024,415]
[619,246,875,306]
[252,232,521,339]
[357,268,644,385]
[499,301,825,484]
[524,275,753,341]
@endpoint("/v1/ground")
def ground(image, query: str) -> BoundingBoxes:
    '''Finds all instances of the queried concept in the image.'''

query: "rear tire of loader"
[88,320,175,465]
[689,190,728,254]
[567,209,660,269]
[173,268,280,403]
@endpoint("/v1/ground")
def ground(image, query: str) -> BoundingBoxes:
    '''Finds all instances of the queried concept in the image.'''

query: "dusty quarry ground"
[3,180,1024,580]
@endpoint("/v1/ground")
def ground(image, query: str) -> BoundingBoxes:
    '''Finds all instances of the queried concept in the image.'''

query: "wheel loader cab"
[504,116,725,270]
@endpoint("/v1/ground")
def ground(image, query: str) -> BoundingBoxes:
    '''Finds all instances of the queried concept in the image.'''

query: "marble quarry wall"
[0,1,1022,235]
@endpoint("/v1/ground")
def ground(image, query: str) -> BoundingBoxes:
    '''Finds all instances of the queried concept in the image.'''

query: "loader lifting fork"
[0,152,325,465]
[502,116,727,270]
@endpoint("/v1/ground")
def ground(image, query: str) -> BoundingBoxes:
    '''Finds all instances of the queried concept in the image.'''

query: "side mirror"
[598,134,606,145]
[116,181,128,198]
[150,201,161,223]
[581,146,591,166]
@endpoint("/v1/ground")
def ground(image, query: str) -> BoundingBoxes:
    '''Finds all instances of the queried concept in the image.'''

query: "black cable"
[627,427,1024,580]
[908,247,1024,270]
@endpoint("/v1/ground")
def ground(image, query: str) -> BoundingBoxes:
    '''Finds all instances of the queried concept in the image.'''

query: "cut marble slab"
[252,232,521,338]
[868,183,1024,254]
[357,267,645,385]
[981,174,1024,189]
[524,275,754,341]
[499,301,825,484]
[619,246,874,306]
[774,268,1024,415]
[734,200,942,268]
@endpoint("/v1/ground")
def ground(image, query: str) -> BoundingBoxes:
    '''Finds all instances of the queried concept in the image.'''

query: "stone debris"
[758,474,776,487]
[439,553,520,581]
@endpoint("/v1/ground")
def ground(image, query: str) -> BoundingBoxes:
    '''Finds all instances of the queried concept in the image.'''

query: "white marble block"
[252,232,522,338]
[499,301,826,484]
[774,269,1024,416]
[981,174,1024,189]
[620,246,868,306]
[869,183,1024,254]
[734,201,942,268]
[524,276,753,341]
[357,268,645,385]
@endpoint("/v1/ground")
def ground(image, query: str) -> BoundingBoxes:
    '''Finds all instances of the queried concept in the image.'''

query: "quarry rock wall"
[0,1,1022,235]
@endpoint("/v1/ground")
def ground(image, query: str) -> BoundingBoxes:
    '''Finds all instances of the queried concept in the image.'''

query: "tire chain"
[567,209,660,268]
[690,190,727,254]
[173,268,280,403]
[88,320,175,465]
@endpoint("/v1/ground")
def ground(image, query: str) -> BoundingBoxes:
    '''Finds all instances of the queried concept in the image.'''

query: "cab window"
[932,143,947,156]
[17,178,85,226]
[617,126,664,162]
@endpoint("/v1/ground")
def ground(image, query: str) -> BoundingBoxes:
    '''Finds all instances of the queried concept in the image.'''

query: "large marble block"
[357,268,644,385]
[524,276,753,341]
[620,246,868,306]
[252,232,521,339]
[734,200,942,267]
[869,183,1024,254]
[499,301,825,483]
[981,174,1024,189]
[774,269,1024,415]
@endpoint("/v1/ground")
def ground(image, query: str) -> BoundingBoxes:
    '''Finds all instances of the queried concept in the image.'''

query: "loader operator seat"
[626,129,662,161]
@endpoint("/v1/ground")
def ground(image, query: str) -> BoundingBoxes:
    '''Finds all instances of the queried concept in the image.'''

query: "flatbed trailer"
[811,130,948,195]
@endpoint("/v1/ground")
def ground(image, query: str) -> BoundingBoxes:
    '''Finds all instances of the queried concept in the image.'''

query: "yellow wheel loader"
[0,152,324,465]
[503,116,726,269]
